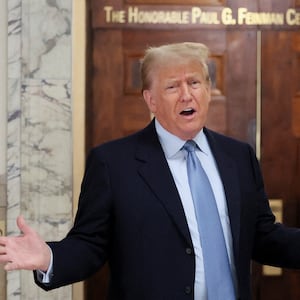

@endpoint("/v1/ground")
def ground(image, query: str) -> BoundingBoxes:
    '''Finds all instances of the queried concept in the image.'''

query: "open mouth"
[180,108,195,116]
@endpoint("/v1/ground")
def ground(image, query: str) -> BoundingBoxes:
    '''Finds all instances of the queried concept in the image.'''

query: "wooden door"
[86,0,258,149]
[251,30,300,300]
[84,0,300,299]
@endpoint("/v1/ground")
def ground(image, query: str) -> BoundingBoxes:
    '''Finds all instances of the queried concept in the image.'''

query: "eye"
[190,80,201,88]
[165,82,178,93]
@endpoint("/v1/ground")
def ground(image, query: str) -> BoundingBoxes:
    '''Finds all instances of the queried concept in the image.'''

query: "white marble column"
[0,1,8,298]
[6,0,73,299]
[0,0,7,202]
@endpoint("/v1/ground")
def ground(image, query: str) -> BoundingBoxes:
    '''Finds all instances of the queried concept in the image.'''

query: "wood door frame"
[72,1,87,300]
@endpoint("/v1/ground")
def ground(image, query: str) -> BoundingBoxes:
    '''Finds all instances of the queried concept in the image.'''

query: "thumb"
[16,215,33,235]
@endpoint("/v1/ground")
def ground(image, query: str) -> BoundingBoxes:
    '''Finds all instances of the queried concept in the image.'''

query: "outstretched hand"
[0,216,51,272]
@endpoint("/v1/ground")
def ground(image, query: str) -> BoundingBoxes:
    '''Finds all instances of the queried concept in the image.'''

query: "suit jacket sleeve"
[247,144,300,268]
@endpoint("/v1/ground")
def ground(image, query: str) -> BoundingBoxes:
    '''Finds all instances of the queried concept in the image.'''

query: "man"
[1,42,300,300]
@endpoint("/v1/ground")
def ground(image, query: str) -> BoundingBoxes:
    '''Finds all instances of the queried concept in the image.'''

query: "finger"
[16,215,33,235]
[0,253,10,264]
[0,237,6,246]
[0,245,6,254]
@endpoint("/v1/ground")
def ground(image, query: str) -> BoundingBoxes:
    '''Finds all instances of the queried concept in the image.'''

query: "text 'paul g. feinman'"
[103,6,300,27]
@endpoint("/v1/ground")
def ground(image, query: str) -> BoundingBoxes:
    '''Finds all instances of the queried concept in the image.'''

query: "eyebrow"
[165,73,203,82]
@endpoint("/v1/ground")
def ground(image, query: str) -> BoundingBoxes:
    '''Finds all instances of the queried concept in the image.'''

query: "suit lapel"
[134,122,241,256]
[204,128,241,260]
[135,121,193,247]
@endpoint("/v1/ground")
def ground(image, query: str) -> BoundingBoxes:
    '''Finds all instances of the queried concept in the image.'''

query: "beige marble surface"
[5,0,74,299]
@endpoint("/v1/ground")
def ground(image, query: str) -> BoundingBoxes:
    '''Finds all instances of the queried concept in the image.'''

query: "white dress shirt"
[155,119,237,300]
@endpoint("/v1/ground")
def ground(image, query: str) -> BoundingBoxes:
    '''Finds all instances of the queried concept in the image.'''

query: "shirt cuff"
[35,246,53,284]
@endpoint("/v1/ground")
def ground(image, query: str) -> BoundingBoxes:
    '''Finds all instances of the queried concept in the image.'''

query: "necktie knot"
[183,140,197,153]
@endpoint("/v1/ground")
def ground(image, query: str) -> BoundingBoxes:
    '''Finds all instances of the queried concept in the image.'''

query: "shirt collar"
[155,119,210,159]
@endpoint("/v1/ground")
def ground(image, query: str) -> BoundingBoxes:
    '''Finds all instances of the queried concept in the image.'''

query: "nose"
[180,83,192,102]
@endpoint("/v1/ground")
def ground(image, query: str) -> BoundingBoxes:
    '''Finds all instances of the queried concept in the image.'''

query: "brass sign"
[99,6,300,29]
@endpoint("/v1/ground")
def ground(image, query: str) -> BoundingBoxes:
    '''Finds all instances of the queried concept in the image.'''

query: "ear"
[143,89,156,113]
[205,83,212,104]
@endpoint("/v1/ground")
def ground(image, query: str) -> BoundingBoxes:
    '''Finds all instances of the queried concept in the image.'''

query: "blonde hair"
[140,42,210,91]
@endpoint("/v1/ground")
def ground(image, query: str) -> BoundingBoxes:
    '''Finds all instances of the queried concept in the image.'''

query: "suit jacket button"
[185,286,192,294]
[186,247,192,255]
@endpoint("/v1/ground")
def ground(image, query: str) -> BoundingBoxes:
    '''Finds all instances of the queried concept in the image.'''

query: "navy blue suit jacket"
[35,120,300,299]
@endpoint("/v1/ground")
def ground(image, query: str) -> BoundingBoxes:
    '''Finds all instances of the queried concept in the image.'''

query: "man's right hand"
[0,216,51,272]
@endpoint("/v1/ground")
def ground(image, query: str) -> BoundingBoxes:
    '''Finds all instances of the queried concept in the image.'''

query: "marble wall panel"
[19,79,73,299]
[0,1,7,299]
[7,0,21,79]
[21,79,73,223]
[6,0,74,299]
[7,0,22,292]
[22,0,72,79]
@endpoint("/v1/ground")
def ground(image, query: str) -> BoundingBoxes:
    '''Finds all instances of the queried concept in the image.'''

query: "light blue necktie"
[183,140,235,299]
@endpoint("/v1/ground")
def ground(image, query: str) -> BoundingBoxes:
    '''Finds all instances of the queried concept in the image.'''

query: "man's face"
[143,60,211,140]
